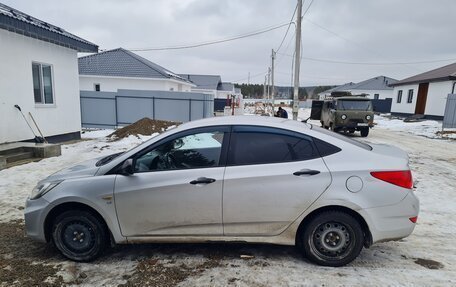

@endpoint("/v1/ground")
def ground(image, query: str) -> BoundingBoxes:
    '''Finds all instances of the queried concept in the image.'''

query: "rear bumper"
[360,191,419,244]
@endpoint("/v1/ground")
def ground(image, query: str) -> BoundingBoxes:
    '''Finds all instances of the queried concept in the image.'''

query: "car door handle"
[293,169,320,176]
[190,177,216,185]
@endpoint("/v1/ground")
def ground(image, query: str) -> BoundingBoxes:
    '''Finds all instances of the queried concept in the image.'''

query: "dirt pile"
[109,118,180,140]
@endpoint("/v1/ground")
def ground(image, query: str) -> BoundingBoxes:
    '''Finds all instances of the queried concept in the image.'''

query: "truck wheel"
[298,211,364,267]
[360,128,369,137]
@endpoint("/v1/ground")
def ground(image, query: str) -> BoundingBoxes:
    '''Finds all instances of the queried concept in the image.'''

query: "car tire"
[299,211,364,267]
[360,128,369,137]
[52,210,108,262]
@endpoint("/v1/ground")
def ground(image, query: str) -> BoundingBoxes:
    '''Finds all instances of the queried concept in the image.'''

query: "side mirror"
[119,159,134,176]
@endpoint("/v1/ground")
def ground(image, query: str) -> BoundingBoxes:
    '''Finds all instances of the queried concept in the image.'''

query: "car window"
[135,130,225,172]
[228,126,318,166]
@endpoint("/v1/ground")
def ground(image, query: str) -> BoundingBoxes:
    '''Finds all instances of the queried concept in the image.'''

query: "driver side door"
[114,126,229,237]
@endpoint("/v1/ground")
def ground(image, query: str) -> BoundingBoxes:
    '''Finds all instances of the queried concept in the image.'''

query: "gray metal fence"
[443,94,456,129]
[81,89,214,128]
[371,98,392,113]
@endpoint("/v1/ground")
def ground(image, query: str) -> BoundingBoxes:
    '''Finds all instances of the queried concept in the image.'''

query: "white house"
[390,62,456,119]
[318,76,398,100]
[179,74,242,99]
[0,3,98,144]
[179,74,243,111]
[79,48,195,92]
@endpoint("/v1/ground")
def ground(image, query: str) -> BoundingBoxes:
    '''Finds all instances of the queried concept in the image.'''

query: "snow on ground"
[1,112,455,286]
[375,114,456,140]
[0,134,155,223]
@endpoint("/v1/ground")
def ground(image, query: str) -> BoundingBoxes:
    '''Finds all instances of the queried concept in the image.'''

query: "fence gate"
[443,94,456,130]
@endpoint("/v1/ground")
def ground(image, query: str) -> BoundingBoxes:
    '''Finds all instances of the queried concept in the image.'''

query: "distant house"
[390,63,456,119]
[318,76,398,100]
[0,3,98,143]
[179,74,243,99]
[79,48,195,92]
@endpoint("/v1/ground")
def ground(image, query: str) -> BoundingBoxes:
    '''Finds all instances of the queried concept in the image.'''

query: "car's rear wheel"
[299,211,364,267]
[360,128,369,137]
[52,210,108,262]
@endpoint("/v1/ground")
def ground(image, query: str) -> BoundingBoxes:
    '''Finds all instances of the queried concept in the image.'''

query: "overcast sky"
[5,0,456,86]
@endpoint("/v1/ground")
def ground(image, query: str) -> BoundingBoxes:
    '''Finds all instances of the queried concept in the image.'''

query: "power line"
[230,70,268,83]
[128,22,291,52]
[276,52,456,66]
[276,2,298,53]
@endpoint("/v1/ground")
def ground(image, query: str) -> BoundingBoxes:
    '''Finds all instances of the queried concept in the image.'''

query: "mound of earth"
[109,118,180,140]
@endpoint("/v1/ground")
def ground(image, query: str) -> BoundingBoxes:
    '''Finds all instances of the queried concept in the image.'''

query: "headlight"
[366,115,371,120]
[341,114,347,120]
[30,181,62,200]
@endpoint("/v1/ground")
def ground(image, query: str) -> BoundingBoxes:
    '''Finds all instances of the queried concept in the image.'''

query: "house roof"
[320,82,357,94]
[178,74,222,90]
[79,48,190,83]
[390,62,456,86]
[351,76,397,90]
[0,3,97,52]
[218,82,235,92]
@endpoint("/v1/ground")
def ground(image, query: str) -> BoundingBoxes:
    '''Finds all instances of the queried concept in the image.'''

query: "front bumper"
[24,197,50,242]
[360,191,420,244]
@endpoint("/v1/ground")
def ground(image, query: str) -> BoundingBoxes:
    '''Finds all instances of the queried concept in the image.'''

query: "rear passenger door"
[222,126,331,236]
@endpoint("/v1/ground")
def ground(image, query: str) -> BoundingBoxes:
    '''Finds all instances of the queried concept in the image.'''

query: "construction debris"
[109,118,180,140]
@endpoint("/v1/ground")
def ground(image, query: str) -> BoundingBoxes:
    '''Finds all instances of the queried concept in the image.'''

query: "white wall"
[79,75,193,93]
[425,81,453,116]
[391,84,419,114]
[0,29,81,143]
[391,81,454,117]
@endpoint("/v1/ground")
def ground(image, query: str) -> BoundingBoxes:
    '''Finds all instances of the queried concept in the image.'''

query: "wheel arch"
[44,202,112,243]
[295,205,373,248]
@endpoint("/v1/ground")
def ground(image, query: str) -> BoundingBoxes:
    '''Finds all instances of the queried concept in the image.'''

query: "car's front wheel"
[299,211,364,267]
[52,210,108,262]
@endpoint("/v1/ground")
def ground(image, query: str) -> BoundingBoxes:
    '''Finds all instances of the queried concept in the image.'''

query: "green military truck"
[311,92,374,137]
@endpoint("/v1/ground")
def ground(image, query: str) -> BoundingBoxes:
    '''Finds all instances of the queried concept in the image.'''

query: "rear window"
[310,125,372,151]
[337,100,372,111]
[228,126,319,166]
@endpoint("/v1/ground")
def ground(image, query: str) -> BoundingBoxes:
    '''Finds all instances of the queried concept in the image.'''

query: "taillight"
[370,170,413,189]
[409,216,418,223]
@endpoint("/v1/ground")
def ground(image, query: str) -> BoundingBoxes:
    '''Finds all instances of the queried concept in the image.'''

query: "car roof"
[176,115,310,131]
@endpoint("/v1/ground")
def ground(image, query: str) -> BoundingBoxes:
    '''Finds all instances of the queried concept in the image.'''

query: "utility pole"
[248,72,250,85]
[292,0,302,120]
[263,75,267,99]
[271,49,276,115]
[267,67,271,113]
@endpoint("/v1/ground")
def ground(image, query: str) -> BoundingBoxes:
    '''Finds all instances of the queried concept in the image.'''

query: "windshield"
[337,100,372,111]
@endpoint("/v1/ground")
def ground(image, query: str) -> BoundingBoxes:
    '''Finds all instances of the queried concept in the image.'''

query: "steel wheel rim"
[61,220,96,253]
[311,221,355,260]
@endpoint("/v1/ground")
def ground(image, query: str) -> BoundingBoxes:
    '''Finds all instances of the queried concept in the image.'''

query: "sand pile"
[109,118,180,140]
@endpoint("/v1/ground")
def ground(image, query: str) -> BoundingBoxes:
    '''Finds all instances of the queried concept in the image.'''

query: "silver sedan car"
[25,116,419,266]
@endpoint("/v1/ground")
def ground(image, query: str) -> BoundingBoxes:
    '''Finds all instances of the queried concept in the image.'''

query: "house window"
[397,90,402,103]
[374,94,379,100]
[407,89,414,103]
[94,83,101,92]
[32,63,54,104]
